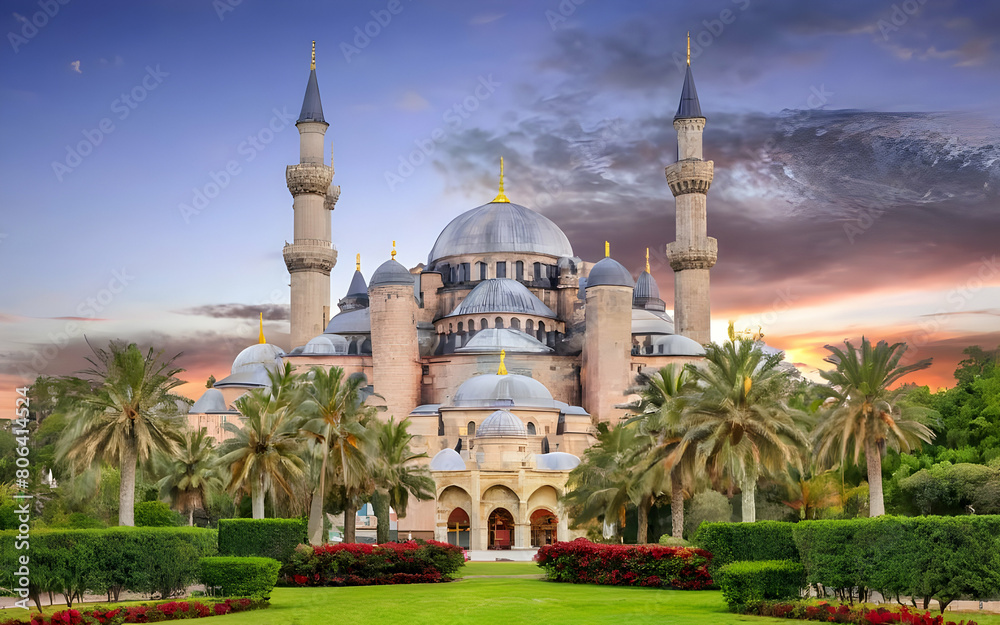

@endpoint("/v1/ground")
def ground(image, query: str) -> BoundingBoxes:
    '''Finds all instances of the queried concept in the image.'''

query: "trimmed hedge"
[716,560,805,610]
[200,557,281,599]
[693,521,798,574]
[0,597,267,625]
[0,527,217,608]
[792,515,1000,612]
[657,535,692,547]
[535,538,713,590]
[285,540,465,586]
[741,601,979,625]
[217,518,306,563]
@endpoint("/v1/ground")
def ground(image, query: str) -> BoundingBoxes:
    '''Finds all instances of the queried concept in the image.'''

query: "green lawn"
[459,561,542,576]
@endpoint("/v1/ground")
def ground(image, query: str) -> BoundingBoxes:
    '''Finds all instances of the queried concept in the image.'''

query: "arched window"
[478,262,487,280]
[495,317,504,329]
[468,319,475,332]
[510,318,520,330]
[525,319,534,334]
[496,261,507,278]
[537,321,546,342]
[448,323,453,334]
[467,421,476,436]
[533,262,542,280]
[457,321,464,333]
[526,422,536,435]
[515,261,524,281]
[481,318,489,329]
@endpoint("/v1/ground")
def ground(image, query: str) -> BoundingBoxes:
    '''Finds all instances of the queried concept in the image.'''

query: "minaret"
[284,42,339,349]
[665,34,716,345]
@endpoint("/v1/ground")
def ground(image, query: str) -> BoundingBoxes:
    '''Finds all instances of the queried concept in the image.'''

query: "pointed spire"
[391,240,397,260]
[258,313,266,344]
[492,157,510,203]
[297,41,326,124]
[497,349,508,375]
[675,34,703,120]
[605,241,610,258]
[645,248,650,273]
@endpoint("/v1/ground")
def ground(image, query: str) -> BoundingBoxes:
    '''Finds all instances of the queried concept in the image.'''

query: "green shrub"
[200,556,281,598]
[658,535,691,547]
[716,560,805,610]
[535,540,713,589]
[135,501,181,527]
[285,540,466,586]
[693,521,798,574]
[218,518,307,563]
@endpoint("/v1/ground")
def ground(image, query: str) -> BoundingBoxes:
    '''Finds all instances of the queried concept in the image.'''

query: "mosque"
[188,41,717,550]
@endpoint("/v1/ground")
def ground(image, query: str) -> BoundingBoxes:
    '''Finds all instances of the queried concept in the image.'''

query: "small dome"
[587,257,633,288]
[325,308,371,334]
[429,201,573,264]
[370,259,414,287]
[653,334,706,356]
[477,409,527,438]
[456,328,552,354]
[450,279,555,318]
[632,308,675,335]
[231,343,285,375]
[189,388,231,414]
[302,334,349,355]
[430,448,466,471]
[535,452,581,470]
[451,373,556,409]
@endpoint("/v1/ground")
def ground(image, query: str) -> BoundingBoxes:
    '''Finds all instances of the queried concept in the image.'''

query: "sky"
[1,0,998,407]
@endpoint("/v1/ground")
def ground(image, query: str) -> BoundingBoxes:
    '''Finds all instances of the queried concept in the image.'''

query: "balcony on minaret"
[283,239,338,275]
[664,160,714,197]
[286,163,334,197]
[665,238,718,272]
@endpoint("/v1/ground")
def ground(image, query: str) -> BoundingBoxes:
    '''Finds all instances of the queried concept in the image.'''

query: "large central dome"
[428,201,573,264]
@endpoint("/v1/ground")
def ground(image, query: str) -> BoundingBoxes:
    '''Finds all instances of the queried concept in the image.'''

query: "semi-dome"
[587,257,634,288]
[370,259,414,287]
[632,308,675,335]
[231,343,285,374]
[477,409,527,438]
[451,373,556,409]
[430,448,466,471]
[450,279,556,318]
[652,334,706,356]
[325,308,371,334]
[302,334,349,355]
[456,328,552,354]
[428,201,573,263]
[189,388,232,414]
[535,452,581,471]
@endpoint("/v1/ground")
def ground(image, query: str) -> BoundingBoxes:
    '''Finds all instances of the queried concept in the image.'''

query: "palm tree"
[300,366,373,544]
[679,339,809,523]
[219,388,306,518]
[156,428,223,525]
[371,417,435,543]
[629,365,696,539]
[57,341,186,526]
[813,337,935,516]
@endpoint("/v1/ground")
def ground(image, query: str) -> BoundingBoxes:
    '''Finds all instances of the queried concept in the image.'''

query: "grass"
[459,561,542,576]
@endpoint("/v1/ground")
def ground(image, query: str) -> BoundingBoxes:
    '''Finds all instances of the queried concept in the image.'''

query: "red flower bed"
[0,598,265,625]
[534,538,713,590]
[283,539,465,587]
[745,601,978,625]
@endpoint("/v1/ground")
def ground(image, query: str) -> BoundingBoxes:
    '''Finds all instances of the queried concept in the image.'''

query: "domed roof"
[302,334,349,355]
[653,334,706,356]
[451,373,556,409]
[535,452,581,471]
[632,308,675,335]
[429,201,573,263]
[456,328,552,354]
[231,343,285,375]
[477,409,527,438]
[325,308,371,334]
[370,259,414,287]
[449,279,556,318]
[429,448,466,471]
[587,257,634,288]
[634,271,660,300]
[189,388,233,414]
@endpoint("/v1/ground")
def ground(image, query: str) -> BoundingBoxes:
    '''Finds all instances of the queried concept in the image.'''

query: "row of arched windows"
[467,421,536,436]
[439,260,559,285]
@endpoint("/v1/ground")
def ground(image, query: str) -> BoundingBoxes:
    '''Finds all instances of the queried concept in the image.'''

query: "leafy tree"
[156,428,223,525]
[371,416,435,543]
[684,489,732,538]
[813,337,936,516]
[56,341,186,526]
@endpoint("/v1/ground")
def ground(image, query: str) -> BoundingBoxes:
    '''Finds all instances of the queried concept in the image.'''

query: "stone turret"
[284,42,339,349]
[582,247,634,424]
[665,40,716,345]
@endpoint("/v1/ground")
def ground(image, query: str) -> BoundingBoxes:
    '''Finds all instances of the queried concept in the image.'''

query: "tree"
[219,388,306,518]
[300,366,373,544]
[813,337,936,517]
[56,341,186,526]
[156,428,223,525]
[680,339,809,523]
[371,417,435,543]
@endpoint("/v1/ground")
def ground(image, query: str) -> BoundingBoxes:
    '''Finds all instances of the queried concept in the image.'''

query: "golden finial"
[258,313,266,344]
[686,31,690,66]
[605,241,610,258]
[356,253,361,271]
[645,248,650,273]
[311,41,316,70]
[492,157,510,203]
[391,240,397,260]
[498,349,508,375]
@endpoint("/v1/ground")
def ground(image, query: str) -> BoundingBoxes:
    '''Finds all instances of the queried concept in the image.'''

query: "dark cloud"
[176,303,290,321]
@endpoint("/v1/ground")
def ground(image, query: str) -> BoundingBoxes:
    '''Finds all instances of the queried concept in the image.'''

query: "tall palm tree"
[629,365,696,539]
[219,388,306,518]
[813,337,935,516]
[371,417,435,543]
[57,341,186,526]
[156,428,223,525]
[300,366,373,544]
[679,339,809,523]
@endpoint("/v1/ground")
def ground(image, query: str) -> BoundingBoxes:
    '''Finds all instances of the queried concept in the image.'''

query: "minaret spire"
[645,248,650,272]
[258,313,266,344]
[297,42,326,124]
[391,240,397,260]
[311,40,316,70]
[604,241,610,258]
[686,31,690,66]
[492,157,510,203]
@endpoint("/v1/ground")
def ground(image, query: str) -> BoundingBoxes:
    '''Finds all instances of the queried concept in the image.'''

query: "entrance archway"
[530,509,558,547]
[447,508,470,548]
[488,508,514,550]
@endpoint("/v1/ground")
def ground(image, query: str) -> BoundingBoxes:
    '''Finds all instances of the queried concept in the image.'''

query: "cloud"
[176,303,290,321]
[396,90,430,111]
[470,13,504,25]
[70,60,81,74]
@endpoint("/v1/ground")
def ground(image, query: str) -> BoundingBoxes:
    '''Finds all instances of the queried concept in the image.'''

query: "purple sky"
[2,0,998,404]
